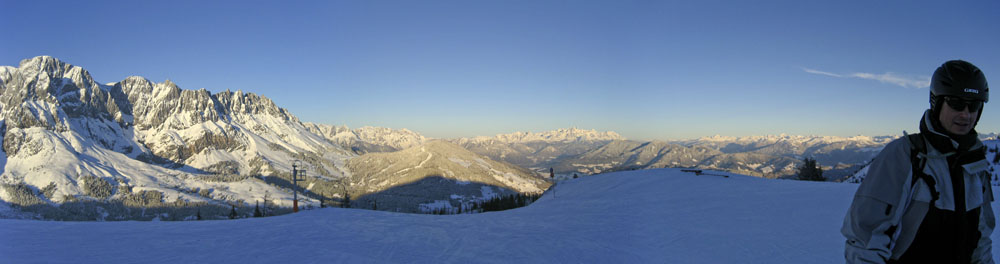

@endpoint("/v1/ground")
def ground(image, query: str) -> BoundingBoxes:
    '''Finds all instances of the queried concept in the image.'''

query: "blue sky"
[3,0,998,140]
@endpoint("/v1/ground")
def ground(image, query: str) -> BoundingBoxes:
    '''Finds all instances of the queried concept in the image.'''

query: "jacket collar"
[919,109,982,155]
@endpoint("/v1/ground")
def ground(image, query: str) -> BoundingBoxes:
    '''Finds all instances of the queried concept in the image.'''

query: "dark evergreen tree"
[196,209,202,220]
[343,193,351,208]
[229,205,238,219]
[253,201,263,217]
[470,192,541,213]
[797,157,825,181]
[573,173,578,179]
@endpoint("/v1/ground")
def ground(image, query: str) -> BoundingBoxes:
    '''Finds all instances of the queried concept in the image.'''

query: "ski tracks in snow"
[395,147,432,175]
[416,147,432,168]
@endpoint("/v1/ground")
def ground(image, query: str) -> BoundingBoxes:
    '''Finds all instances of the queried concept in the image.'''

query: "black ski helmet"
[929,60,989,127]
[930,60,989,108]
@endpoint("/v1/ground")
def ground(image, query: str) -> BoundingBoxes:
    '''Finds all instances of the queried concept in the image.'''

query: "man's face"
[938,97,980,135]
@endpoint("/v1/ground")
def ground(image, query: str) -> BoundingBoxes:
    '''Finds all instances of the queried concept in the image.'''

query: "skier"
[842,60,994,263]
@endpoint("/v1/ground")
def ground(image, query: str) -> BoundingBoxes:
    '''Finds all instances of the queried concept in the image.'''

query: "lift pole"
[292,160,307,212]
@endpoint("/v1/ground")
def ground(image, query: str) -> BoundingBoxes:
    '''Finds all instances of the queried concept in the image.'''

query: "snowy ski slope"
[2,168,998,263]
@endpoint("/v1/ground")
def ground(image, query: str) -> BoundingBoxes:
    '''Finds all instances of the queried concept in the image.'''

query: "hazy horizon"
[3,1,998,140]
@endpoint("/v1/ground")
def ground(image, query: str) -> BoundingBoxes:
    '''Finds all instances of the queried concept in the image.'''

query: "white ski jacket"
[842,114,995,263]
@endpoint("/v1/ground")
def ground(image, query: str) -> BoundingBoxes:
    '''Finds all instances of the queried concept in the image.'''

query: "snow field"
[1,168,998,263]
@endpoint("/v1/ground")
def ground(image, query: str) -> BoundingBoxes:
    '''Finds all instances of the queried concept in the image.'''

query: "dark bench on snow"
[681,169,729,178]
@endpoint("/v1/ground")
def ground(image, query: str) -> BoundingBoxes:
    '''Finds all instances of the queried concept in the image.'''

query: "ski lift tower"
[291,160,307,212]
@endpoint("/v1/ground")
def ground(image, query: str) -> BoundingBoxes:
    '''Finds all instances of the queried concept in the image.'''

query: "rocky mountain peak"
[152,79,182,100]
[214,89,292,122]
[1,56,119,130]
[19,56,63,73]
[116,76,154,98]
[17,56,97,92]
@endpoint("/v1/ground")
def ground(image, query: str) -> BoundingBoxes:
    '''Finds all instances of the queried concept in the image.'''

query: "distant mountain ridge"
[296,124,899,179]
[456,128,623,144]
[680,134,895,152]
[303,123,426,154]
[451,130,898,179]
[297,121,947,180]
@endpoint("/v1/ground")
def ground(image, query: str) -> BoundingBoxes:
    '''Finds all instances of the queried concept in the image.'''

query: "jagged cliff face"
[1,57,136,157]
[5,57,342,173]
[112,74,298,131]
[0,56,121,127]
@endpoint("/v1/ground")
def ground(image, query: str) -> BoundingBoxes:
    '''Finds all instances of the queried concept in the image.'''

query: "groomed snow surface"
[2,168,999,263]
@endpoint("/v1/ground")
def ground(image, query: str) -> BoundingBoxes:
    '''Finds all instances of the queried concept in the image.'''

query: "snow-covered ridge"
[691,134,896,146]
[303,123,426,153]
[455,130,901,180]
[458,127,623,144]
[354,126,425,147]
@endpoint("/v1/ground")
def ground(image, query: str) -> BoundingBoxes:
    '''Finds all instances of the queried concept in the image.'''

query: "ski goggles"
[943,96,984,112]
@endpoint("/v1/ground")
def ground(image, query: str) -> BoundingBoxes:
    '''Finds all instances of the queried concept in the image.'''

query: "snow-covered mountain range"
[454,131,897,179]
[0,56,359,219]
[674,134,895,178]
[0,56,543,219]
[303,123,426,154]
[451,128,619,176]
[455,127,624,144]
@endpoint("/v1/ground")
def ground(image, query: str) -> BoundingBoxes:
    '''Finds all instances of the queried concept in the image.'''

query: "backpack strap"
[905,133,939,205]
